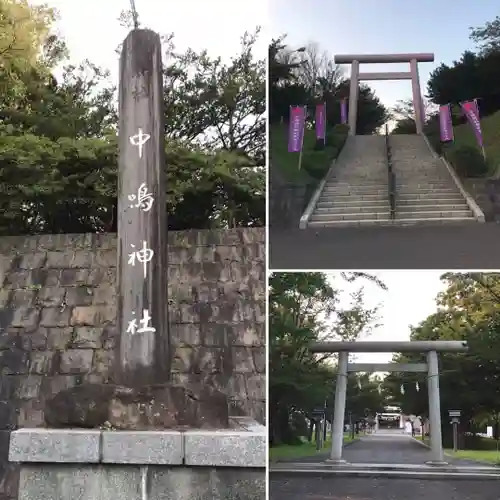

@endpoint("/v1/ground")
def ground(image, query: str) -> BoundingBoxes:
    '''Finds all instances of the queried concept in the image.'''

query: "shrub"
[302,147,338,179]
[445,144,489,178]
[326,124,349,148]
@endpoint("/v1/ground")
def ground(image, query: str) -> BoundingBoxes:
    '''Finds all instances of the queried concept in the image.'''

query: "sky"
[31,0,266,85]
[329,271,447,367]
[270,0,500,110]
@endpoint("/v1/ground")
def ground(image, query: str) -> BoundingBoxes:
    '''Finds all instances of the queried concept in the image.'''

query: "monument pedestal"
[9,417,265,500]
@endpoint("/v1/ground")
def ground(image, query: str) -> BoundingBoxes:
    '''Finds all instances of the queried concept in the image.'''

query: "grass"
[268,433,358,462]
[419,434,500,465]
[445,449,500,465]
[452,110,500,173]
[269,124,315,183]
[269,124,347,184]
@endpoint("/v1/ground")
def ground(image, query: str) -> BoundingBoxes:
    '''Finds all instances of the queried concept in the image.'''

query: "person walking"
[405,419,412,434]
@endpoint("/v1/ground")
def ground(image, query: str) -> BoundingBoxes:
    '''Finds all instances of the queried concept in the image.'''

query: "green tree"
[383,273,500,442]
[470,15,500,55]
[268,37,389,133]
[0,7,265,234]
[268,272,383,445]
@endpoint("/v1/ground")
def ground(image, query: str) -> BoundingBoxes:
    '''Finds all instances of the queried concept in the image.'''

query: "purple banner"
[460,100,483,147]
[288,105,306,152]
[315,103,326,141]
[439,104,453,142]
[340,98,347,124]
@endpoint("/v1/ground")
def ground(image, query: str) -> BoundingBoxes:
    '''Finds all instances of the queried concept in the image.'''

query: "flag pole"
[298,105,306,170]
[475,98,487,160]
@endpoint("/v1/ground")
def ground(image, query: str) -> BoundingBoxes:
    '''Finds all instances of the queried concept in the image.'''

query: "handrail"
[385,124,396,220]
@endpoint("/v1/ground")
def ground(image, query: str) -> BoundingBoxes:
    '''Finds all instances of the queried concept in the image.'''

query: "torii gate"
[309,340,468,465]
[334,53,435,136]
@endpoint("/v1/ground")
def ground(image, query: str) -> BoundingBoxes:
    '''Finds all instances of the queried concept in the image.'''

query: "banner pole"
[298,105,306,170]
[476,98,487,160]
[324,101,327,145]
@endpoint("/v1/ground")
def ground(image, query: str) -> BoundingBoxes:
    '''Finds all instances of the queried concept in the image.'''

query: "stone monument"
[8,29,265,500]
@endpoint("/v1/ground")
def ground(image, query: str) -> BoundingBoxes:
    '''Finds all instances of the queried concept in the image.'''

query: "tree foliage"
[383,273,500,441]
[268,272,384,445]
[0,2,265,235]
[390,14,500,135]
[268,36,389,135]
[425,13,500,120]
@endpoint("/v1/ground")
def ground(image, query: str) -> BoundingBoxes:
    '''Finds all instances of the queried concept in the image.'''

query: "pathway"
[341,430,478,465]
[270,476,500,500]
[270,430,499,499]
[283,430,479,466]
[269,223,500,269]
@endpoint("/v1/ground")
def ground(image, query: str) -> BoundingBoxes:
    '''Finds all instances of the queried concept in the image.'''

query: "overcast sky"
[330,271,446,366]
[32,0,266,84]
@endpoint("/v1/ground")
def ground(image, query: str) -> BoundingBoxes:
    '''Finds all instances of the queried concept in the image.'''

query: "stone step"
[317,199,388,208]
[310,211,391,222]
[391,216,478,226]
[323,188,389,195]
[307,216,478,228]
[395,177,453,182]
[319,194,388,202]
[326,182,388,188]
[395,183,453,189]
[396,203,469,211]
[308,218,392,227]
[397,186,456,191]
[396,209,473,219]
[397,198,466,206]
[397,192,464,200]
[316,205,390,214]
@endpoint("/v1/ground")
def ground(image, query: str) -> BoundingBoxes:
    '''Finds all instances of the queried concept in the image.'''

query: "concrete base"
[425,460,449,466]
[324,459,348,465]
[270,461,500,480]
[9,417,266,500]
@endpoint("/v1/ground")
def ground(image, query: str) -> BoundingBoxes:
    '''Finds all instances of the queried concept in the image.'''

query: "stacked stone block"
[0,228,265,499]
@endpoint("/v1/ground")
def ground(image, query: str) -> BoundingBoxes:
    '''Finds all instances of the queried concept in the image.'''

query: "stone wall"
[0,228,266,499]
[463,178,500,222]
[269,166,316,229]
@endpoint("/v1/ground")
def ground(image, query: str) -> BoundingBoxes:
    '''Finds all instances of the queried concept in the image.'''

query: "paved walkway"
[270,431,499,499]
[286,430,480,466]
[270,223,500,269]
[270,476,500,500]
[341,431,478,466]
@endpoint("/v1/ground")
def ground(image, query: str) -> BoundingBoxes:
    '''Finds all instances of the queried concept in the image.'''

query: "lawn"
[445,449,500,465]
[419,435,500,465]
[269,124,316,184]
[268,433,357,462]
[269,124,347,184]
[445,109,500,175]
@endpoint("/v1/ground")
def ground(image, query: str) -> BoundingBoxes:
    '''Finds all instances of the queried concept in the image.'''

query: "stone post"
[116,29,170,387]
[329,351,349,462]
[348,60,360,136]
[427,350,446,464]
[410,58,424,134]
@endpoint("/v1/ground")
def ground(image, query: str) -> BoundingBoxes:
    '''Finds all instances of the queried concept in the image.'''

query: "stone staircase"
[390,135,476,224]
[303,134,481,228]
[307,135,392,227]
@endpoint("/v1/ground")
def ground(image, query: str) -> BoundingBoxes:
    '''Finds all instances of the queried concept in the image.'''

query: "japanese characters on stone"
[126,127,155,337]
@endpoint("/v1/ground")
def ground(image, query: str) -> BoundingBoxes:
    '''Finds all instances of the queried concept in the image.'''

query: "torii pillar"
[334,53,435,136]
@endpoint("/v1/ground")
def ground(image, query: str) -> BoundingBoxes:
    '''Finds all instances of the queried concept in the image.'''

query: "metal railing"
[385,124,396,220]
